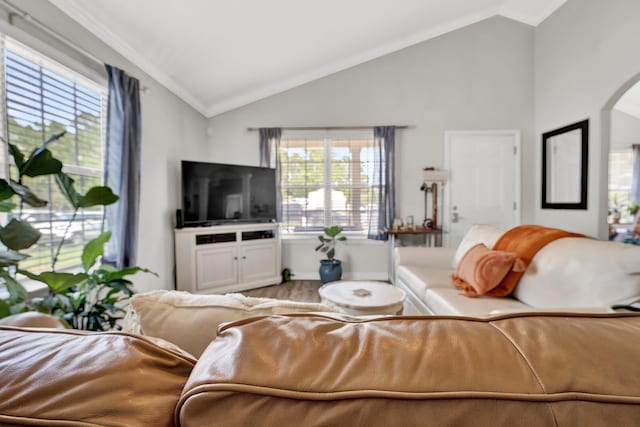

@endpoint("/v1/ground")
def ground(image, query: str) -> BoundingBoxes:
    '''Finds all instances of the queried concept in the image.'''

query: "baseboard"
[291,272,389,281]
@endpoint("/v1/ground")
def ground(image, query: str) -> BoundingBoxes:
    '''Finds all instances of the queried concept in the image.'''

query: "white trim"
[48,0,208,116]
[49,2,497,118]
[498,0,567,26]
[614,102,640,120]
[49,1,566,117]
[204,8,498,117]
[0,17,105,85]
[282,234,384,245]
[290,272,389,281]
[443,130,522,246]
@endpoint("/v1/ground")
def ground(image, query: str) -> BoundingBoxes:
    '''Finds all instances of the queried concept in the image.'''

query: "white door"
[444,130,521,247]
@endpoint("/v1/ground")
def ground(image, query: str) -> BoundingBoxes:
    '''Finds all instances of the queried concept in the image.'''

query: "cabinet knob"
[242,256,247,259]
[234,256,238,260]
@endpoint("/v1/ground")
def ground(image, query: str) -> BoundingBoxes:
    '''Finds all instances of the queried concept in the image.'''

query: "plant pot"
[319,259,342,283]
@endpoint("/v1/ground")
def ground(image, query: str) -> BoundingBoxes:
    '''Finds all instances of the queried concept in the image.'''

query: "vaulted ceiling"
[49,0,566,117]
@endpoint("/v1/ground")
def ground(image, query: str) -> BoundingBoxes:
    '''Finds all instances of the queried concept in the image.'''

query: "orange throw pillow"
[452,243,526,297]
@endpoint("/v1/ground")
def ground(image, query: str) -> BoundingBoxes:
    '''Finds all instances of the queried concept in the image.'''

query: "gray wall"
[0,0,208,292]
[534,0,640,238]
[207,17,535,279]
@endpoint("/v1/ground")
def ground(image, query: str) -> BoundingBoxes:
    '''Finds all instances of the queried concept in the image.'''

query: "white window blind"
[2,37,107,273]
[609,149,634,224]
[279,131,380,233]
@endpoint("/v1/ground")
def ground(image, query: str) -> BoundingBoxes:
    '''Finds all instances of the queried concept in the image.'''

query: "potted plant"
[609,193,627,224]
[0,132,153,330]
[315,225,347,283]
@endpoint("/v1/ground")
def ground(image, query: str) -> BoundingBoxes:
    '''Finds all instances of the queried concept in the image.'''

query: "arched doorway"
[602,74,640,243]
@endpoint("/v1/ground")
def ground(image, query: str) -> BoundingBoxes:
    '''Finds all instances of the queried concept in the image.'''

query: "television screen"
[181,161,277,225]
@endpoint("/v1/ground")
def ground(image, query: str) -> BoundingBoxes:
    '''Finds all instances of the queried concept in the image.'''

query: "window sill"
[281,233,385,245]
[0,281,48,302]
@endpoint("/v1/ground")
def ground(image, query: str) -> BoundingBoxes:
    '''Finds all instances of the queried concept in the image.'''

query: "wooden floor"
[241,280,323,303]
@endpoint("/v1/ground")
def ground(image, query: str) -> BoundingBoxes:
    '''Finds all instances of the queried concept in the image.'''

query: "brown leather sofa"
[2,312,640,426]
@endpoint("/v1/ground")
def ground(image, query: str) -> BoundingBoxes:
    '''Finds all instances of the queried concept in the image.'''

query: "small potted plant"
[315,225,347,283]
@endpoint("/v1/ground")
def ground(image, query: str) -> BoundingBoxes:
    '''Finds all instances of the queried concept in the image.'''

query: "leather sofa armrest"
[394,246,456,270]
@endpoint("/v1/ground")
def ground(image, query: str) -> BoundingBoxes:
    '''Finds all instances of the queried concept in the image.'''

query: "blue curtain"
[103,65,141,268]
[368,126,395,240]
[259,128,282,220]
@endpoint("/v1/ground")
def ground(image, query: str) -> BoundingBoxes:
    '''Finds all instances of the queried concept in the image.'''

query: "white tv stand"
[175,223,282,294]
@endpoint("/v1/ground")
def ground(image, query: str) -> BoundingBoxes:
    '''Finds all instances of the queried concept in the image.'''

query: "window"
[609,149,634,224]
[2,38,107,273]
[279,131,380,233]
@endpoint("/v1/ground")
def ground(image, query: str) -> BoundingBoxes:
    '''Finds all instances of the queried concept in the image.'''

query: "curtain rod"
[1,0,149,93]
[247,125,411,131]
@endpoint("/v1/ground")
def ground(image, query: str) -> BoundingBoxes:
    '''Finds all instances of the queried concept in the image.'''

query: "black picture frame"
[541,119,589,210]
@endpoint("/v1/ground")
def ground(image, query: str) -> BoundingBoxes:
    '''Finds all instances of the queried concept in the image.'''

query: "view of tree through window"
[278,133,380,233]
[3,39,106,273]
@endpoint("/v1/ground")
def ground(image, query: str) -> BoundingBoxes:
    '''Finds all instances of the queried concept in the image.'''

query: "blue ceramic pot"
[319,259,342,283]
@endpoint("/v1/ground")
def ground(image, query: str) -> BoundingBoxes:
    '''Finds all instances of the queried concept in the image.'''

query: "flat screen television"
[181,161,277,226]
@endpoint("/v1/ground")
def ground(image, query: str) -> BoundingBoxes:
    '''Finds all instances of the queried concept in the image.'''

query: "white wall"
[611,110,640,149]
[207,17,535,279]
[0,1,209,292]
[534,0,640,238]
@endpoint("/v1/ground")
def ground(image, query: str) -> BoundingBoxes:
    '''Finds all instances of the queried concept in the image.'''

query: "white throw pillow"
[452,224,506,269]
[512,237,640,308]
[128,290,338,357]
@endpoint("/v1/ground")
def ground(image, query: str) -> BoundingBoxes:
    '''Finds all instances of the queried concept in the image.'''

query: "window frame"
[0,35,108,275]
[279,129,376,235]
[608,147,635,225]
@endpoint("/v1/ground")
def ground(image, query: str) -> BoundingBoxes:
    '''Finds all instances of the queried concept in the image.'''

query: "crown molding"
[205,8,498,116]
[48,0,209,116]
[49,0,566,118]
[498,0,567,26]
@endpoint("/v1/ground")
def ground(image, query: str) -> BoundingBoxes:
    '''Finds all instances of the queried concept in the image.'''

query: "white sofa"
[394,225,640,316]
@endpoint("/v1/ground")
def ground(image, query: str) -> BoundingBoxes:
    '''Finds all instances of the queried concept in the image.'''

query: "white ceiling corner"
[614,82,640,119]
[48,0,566,118]
[498,0,567,26]
[204,6,499,117]
[48,0,209,116]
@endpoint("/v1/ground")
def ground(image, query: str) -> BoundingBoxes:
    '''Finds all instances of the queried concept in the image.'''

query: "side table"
[319,281,406,316]
[381,227,444,283]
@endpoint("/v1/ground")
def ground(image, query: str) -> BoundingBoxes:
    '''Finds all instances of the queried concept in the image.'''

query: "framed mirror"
[541,119,589,209]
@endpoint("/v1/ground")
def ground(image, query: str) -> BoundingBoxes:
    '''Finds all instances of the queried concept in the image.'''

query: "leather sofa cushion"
[514,237,640,308]
[129,290,338,357]
[0,326,196,427]
[0,312,65,328]
[178,313,640,427]
[424,287,529,316]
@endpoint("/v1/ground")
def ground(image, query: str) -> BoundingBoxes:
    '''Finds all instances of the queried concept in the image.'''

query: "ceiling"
[49,0,566,118]
[615,82,640,119]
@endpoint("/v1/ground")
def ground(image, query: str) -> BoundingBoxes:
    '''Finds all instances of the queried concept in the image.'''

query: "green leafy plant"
[0,132,152,330]
[21,231,155,330]
[630,203,639,217]
[315,225,347,260]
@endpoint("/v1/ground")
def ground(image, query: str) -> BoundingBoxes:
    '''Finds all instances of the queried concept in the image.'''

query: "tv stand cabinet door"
[195,245,238,291]
[240,241,278,283]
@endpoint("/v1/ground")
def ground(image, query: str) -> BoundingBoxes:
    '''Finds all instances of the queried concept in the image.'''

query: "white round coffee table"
[318,281,406,316]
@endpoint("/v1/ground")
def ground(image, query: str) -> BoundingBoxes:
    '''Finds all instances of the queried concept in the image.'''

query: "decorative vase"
[319,259,342,283]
